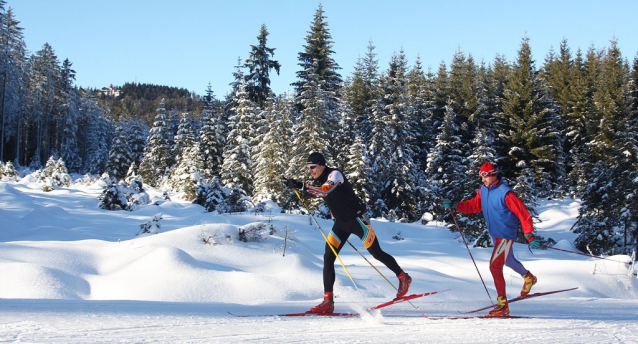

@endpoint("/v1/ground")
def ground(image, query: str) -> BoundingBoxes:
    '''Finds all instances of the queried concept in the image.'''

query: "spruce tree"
[138,99,172,187]
[82,95,112,175]
[407,55,432,178]
[26,43,60,167]
[290,60,332,179]
[378,50,418,221]
[244,24,281,107]
[125,116,148,166]
[170,142,202,201]
[253,95,294,205]
[496,36,563,195]
[294,4,342,112]
[221,80,257,194]
[105,124,134,181]
[0,6,28,165]
[574,40,633,254]
[425,104,468,220]
[198,85,224,181]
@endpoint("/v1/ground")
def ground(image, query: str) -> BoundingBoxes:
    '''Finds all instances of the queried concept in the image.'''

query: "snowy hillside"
[0,178,637,343]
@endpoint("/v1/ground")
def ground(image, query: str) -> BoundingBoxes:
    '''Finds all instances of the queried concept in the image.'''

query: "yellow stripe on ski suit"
[326,217,377,249]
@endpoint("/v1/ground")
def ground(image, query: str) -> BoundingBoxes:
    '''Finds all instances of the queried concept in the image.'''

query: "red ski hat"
[479,162,497,177]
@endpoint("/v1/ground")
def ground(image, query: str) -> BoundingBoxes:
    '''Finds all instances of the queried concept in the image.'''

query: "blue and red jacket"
[456,178,533,240]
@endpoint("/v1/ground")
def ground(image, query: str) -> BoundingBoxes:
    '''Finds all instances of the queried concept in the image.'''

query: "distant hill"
[94,82,203,122]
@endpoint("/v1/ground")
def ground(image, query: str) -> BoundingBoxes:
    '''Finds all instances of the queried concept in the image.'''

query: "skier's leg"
[504,246,528,275]
[352,215,402,275]
[323,225,349,292]
[489,237,513,298]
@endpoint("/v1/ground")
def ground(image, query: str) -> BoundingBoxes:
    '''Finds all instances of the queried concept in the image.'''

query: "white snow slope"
[0,178,637,343]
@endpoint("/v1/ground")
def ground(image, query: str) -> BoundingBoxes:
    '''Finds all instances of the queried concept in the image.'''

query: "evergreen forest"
[0,2,637,256]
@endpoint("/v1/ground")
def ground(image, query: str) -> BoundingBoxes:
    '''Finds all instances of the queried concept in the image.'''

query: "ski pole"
[292,189,373,310]
[540,245,631,264]
[449,208,494,304]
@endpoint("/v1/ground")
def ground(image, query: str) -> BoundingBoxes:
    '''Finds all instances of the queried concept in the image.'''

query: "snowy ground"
[0,177,637,343]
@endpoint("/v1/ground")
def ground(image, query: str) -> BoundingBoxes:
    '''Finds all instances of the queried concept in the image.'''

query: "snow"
[0,179,637,343]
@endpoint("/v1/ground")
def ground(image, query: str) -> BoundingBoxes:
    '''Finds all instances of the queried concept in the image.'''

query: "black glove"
[286,179,303,190]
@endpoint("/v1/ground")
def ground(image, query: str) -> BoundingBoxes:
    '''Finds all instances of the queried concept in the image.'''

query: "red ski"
[357,288,452,315]
[228,311,354,317]
[228,288,451,317]
[424,315,531,320]
[461,287,578,314]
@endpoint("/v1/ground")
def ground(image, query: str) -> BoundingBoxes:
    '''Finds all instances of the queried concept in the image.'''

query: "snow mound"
[0,262,89,299]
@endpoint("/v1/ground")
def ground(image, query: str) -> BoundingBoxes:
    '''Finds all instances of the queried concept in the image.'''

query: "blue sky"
[9,0,638,98]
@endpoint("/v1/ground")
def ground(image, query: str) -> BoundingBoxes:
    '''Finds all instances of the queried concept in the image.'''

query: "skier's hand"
[527,236,541,249]
[286,179,303,190]
[443,200,457,210]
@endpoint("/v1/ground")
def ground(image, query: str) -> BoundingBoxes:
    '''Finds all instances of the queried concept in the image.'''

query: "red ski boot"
[309,292,334,313]
[487,296,510,317]
[396,271,412,299]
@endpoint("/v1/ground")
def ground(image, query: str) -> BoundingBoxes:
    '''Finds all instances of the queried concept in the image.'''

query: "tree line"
[1,2,636,255]
[99,82,197,123]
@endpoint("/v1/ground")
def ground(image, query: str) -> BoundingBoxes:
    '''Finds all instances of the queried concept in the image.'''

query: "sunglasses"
[307,165,317,170]
[479,171,495,177]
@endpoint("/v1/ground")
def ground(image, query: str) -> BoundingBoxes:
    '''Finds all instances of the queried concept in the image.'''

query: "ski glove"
[286,179,304,190]
[525,234,541,249]
[443,200,457,210]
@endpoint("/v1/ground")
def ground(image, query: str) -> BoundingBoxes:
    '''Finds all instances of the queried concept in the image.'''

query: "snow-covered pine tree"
[243,23,281,108]
[485,54,511,169]
[620,54,638,254]
[136,214,163,236]
[334,84,357,169]
[58,59,83,173]
[170,142,202,201]
[125,117,148,166]
[98,179,129,211]
[169,104,200,200]
[82,94,112,175]
[1,161,19,181]
[564,48,595,195]
[105,124,134,181]
[293,3,342,116]
[289,60,333,212]
[198,85,224,182]
[347,40,379,144]
[344,134,369,205]
[168,107,179,149]
[53,157,72,187]
[138,99,173,187]
[253,95,294,205]
[193,177,225,213]
[26,43,59,168]
[125,161,138,184]
[171,110,195,163]
[406,55,432,181]
[425,103,469,220]
[496,36,563,197]
[574,40,634,255]
[448,49,481,143]
[366,91,393,218]
[378,50,419,221]
[0,6,28,166]
[221,79,257,195]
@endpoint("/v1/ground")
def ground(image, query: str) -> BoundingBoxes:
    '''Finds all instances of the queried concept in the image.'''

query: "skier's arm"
[456,189,483,214]
[305,171,344,198]
[504,191,534,235]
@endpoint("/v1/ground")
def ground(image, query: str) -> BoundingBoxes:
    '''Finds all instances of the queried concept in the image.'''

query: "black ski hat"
[307,152,326,165]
